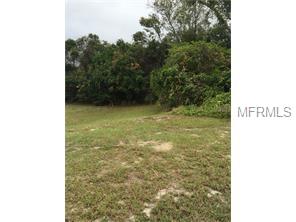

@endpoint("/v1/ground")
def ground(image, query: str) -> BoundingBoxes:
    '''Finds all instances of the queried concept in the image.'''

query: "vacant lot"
[66,105,230,222]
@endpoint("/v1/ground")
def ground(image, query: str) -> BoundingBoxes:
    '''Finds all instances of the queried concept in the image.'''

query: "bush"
[150,41,230,108]
[172,92,231,118]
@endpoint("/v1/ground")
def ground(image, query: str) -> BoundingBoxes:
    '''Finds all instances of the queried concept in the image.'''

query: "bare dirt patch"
[142,184,193,218]
[66,146,82,153]
[143,115,174,122]
[207,189,221,197]
[218,129,230,138]
[207,187,226,203]
[134,157,143,164]
[153,142,173,152]
[137,140,173,152]
[134,118,145,123]
[138,140,157,147]
[121,161,131,168]
[127,215,135,222]
[209,140,221,146]
[155,185,192,200]
[143,203,156,218]
[117,200,125,205]
[116,140,126,147]
[184,128,203,132]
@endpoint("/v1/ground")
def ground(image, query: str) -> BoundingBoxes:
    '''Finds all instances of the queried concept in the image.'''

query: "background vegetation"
[66,0,231,116]
[172,92,231,118]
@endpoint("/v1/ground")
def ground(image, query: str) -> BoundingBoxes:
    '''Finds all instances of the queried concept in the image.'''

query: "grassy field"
[66,105,230,222]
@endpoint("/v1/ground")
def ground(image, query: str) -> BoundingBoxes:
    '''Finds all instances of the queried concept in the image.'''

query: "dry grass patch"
[137,140,173,152]
[153,142,173,152]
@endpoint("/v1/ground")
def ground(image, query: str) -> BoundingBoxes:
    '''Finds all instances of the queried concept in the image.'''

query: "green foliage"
[206,24,231,48]
[151,41,230,108]
[65,34,169,105]
[133,31,147,45]
[139,0,231,47]
[65,1,231,106]
[172,92,231,118]
[139,14,162,41]
[165,41,230,72]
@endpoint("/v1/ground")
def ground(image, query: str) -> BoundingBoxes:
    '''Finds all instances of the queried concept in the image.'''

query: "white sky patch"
[66,0,152,42]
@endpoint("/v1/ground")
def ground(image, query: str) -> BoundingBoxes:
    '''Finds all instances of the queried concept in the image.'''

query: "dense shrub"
[150,41,230,108]
[65,35,169,105]
[172,92,231,118]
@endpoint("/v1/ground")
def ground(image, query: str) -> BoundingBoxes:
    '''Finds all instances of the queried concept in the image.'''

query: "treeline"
[66,36,169,104]
[66,0,231,108]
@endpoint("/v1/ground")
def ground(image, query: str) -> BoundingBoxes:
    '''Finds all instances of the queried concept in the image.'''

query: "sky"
[66,0,152,43]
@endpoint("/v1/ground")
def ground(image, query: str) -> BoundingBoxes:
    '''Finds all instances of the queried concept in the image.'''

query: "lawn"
[66,104,230,222]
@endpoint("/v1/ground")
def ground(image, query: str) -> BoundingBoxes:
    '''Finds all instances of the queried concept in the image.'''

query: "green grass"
[66,104,230,222]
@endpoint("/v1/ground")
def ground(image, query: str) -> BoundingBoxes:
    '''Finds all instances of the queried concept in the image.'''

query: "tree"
[133,31,148,45]
[139,14,163,41]
[198,0,230,31]
[139,0,230,47]
[140,0,213,42]
[65,39,79,71]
